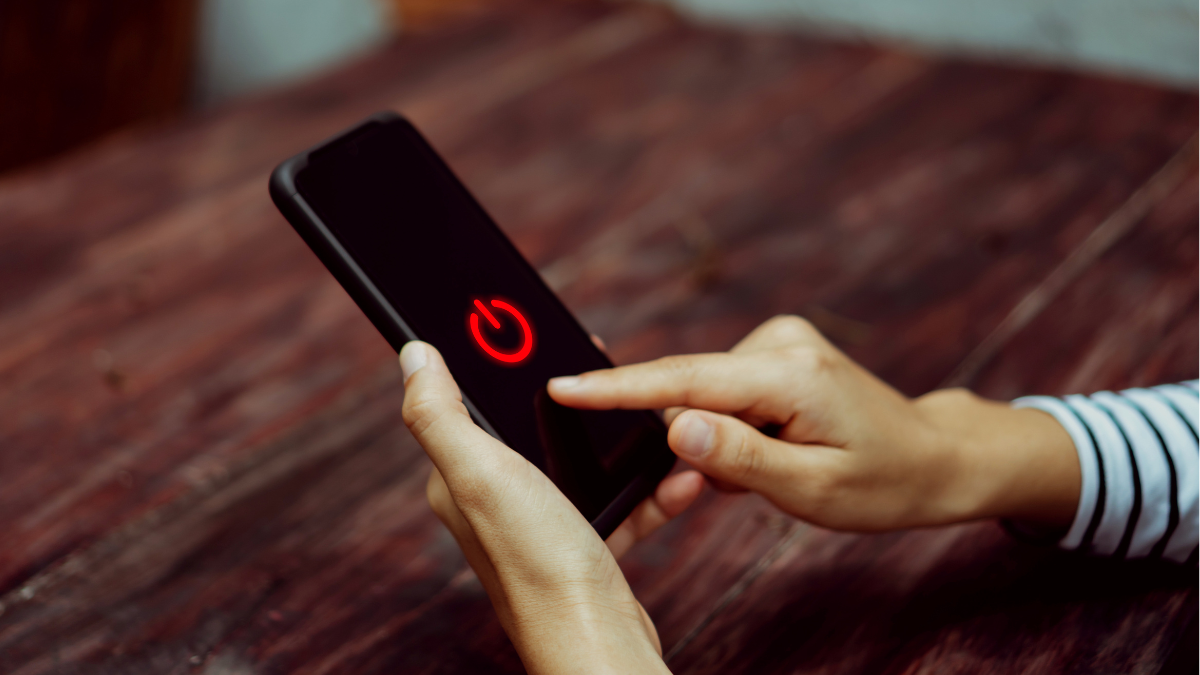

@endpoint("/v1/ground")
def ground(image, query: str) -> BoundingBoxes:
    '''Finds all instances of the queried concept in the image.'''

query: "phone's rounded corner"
[269,155,307,203]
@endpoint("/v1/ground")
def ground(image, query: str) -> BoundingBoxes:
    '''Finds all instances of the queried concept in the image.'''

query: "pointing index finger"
[548,352,793,421]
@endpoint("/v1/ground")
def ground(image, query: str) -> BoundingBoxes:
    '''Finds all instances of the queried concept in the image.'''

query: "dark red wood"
[971,166,1199,398]
[0,2,1194,673]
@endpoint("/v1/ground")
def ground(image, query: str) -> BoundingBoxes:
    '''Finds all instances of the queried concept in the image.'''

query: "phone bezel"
[268,111,674,539]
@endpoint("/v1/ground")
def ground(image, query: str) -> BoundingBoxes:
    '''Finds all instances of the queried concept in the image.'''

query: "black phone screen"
[293,118,672,521]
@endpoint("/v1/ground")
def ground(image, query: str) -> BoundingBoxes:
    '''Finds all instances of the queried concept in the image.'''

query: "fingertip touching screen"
[293,118,671,520]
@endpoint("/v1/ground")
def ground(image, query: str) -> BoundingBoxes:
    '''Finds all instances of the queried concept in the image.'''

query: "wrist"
[916,388,1080,527]
[504,585,667,675]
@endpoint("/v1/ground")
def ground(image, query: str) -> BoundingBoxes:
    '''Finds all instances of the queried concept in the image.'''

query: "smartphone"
[269,112,675,538]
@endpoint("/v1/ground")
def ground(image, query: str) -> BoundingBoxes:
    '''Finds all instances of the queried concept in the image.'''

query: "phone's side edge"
[590,453,676,539]
[288,192,417,350]
[269,157,504,444]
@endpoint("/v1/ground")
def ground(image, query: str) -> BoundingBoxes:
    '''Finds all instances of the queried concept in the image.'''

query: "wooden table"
[1,2,1195,672]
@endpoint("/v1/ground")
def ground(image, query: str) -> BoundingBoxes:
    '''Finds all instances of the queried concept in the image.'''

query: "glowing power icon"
[469,298,534,364]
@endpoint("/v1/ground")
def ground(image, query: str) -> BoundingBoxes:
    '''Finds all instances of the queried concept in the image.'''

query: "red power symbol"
[470,298,534,364]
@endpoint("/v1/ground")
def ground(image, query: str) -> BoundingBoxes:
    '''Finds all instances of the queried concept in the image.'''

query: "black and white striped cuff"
[1012,381,1198,563]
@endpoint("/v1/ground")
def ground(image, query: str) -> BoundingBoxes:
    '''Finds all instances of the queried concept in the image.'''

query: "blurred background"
[0,0,1194,177]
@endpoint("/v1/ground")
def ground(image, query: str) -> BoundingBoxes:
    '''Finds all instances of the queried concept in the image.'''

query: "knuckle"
[403,389,471,439]
[726,429,764,482]
[657,354,703,392]
[402,389,441,433]
[659,354,697,377]
[780,344,837,377]
[763,314,816,341]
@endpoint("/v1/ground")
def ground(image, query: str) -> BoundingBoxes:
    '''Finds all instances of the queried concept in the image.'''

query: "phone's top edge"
[269,110,404,198]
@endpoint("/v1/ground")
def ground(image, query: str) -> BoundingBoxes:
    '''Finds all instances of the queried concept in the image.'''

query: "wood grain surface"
[0,2,1195,673]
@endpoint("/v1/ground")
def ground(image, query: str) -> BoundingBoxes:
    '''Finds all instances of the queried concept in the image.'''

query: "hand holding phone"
[398,340,676,673]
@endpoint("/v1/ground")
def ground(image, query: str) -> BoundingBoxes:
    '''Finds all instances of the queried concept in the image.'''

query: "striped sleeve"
[1012,380,1199,563]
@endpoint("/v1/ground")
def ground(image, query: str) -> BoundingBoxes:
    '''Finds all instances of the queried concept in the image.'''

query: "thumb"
[400,341,508,478]
[667,409,803,494]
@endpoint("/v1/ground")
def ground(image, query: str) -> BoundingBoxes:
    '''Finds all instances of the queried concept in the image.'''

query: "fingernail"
[675,413,714,459]
[548,376,582,391]
[399,342,429,379]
